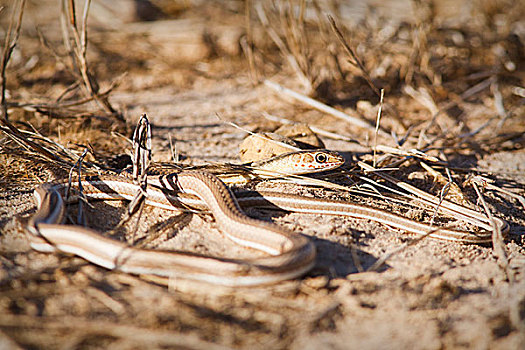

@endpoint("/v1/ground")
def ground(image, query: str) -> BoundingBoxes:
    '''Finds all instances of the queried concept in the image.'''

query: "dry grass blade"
[402,85,439,116]
[1,120,105,172]
[264,80,390,137]
[327,14,380,97]
[261,112,359,143]
[468,175,525,211]
[358,161,500,230]
[66,148,90,226]
[57,0,123,124]
[65,0,104,110]
[373,89,385,167]
[0,0,26,120]
[218,113,301,152]
[472,182,513,283]
[374,145,440,163]
[1,121,63,164]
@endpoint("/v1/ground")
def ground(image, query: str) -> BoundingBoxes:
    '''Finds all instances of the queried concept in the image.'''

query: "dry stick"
[129,115,152,244]
[402,85,441,150]
[492,81,506,118]
[84,286,126,315]
[405,77,499,151]
[312,3,346,82]
[282,0,309,84]
[261,112,360,143]
[0,121,64,163]
[404,24,423,85]
[0,0,26,120]
[62,0,120,117]
[264,80,391,138]
[128,115,151,214]
[469,175,525,211]
[217,113,301,152]
[327,14,380,97]
[67,0,104,110]
[108,117,151,244]
[66,148,90,226]
[402,85,439,116]
[240,37,258,85]
[11,73,124,114]
[56,81,81,102]
[375,145,441,163]
[358,162,498,229]
[243,0,258,84]
[492,80,513,131]
[439,76,497,113]
[168,133,178,163]
[373,89,385,167]
[350,244,364,273]
[472,182,513,283]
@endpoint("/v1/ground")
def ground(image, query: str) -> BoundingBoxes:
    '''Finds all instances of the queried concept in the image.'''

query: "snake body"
[27,169,508,286]
[28,172,316,286]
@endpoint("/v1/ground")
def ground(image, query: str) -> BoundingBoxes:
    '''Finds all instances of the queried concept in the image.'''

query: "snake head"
[290,150,345,174]
[254,150,345,175]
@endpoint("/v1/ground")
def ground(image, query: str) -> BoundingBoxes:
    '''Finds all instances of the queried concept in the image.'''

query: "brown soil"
[1,1,524,349]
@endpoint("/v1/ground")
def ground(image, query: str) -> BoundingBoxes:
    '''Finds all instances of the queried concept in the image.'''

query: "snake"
[26,150,508,286]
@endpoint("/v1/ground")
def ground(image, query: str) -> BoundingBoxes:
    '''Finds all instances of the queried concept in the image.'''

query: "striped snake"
[26,150,508,286]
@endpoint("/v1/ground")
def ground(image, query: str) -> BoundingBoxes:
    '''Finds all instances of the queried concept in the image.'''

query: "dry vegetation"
[0,0,524,349]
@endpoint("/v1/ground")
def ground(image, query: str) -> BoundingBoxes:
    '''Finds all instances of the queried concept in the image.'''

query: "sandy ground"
[0,1,524,349]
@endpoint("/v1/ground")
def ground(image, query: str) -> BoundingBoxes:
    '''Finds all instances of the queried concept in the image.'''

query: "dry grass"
[0,0,524,349]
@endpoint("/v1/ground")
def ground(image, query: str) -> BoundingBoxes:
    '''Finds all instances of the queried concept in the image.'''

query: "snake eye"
[315,153,327,163]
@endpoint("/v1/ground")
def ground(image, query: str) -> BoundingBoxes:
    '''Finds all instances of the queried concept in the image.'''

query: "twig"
[0,119,63,163]
[439,76,497,112]
[491,80,514,131]
[374,145,440,163]
[0,0,26,120]
[125,114,152,244]
[472,182,513,283]
[168,132,179,163]
[264,80,390,137]
[66,148,90,226]
[242,0,258,84]
[217,113,301,152]
[373,89,384,167]
[402,85,439,116]
[358,161,500,231]
[468,175,525,211]
[261,112,360,143]
[59,0,122,122]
